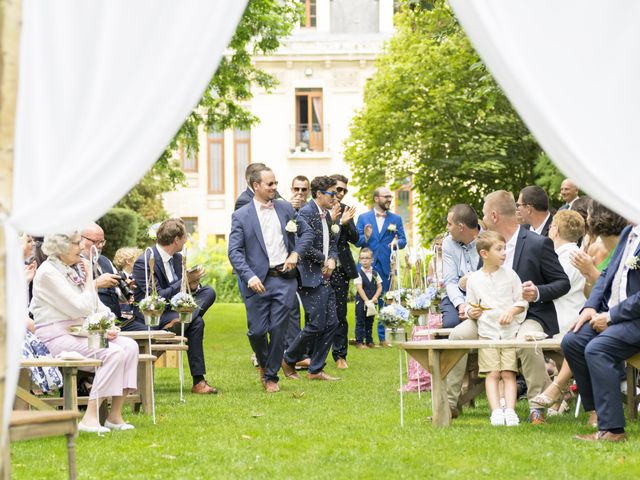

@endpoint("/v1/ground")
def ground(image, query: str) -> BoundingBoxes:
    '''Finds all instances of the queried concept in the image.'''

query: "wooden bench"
[625,352,640,420]
[400,338,562,427]
[6,410,82,480]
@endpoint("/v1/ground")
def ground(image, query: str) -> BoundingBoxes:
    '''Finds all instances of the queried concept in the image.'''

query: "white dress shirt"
[610,225,640,307]
[156,244,177,283]
[254,198,289,267]
[374,208,386,233]
[314,200,329,259]
[529,212,551,236]
[465,266,528,340]
[504,229,519,270]
[553,242,586,333]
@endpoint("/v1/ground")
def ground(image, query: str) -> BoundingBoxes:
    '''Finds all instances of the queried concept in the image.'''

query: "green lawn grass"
[11,303,640,479]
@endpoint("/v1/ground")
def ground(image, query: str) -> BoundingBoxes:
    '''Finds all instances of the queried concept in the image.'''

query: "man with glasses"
[289,175,310,211]
[328,174,358,369]
[282,176,341,381]
[356,187,407,346]
[516,185,553,237]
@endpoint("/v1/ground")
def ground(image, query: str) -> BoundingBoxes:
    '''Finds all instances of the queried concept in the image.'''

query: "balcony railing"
[290,123,329,153]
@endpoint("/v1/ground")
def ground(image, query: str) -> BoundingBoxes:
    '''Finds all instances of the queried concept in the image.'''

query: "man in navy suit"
[445,190,569,422]
[132,218,217,394]
[356,186,407,345]
[228,165,312,393]
[282,176,341,381]
[562,223,640,442]
[235,163,283,211]
[328,174,359,369]
[517,185,553,237]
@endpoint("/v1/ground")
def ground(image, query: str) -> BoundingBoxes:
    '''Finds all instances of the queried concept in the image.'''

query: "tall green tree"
[344,2,543,240]
[116,0,302,241]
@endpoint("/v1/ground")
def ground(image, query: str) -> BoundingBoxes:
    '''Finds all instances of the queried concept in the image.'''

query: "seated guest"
[516,185,553,236]
[427,233,445,281]
[562,222,640,442]
[30,232,139,433]
[441,204,480,328]
[131,218,218,394]
[570,200,627,297]
[558,178,580,211]
[533,210,586,413]
[113,247,142,279]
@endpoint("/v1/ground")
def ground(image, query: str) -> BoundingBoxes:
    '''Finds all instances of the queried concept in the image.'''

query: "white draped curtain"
[3,0,248,439]
[449,0,640,224]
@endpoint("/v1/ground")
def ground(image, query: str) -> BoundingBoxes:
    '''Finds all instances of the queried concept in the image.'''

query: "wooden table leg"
[66,432,77,480]
[62,367,78,411]
[429,349,451,427]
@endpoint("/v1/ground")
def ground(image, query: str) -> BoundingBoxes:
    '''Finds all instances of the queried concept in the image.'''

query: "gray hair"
[41,232,79,257]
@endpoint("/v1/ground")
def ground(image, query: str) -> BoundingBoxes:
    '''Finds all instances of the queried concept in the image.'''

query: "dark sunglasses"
[336,187,348,194]
[293,187,308,192]
[320,190,337,197]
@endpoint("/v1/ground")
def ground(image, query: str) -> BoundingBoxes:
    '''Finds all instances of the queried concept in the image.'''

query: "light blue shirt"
[442,234,480,308]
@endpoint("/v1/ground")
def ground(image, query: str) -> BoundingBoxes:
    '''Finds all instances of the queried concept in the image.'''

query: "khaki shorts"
[478,337,517,373]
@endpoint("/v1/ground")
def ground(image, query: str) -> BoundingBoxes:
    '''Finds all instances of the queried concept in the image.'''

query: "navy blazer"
[333,202,359,279]
[512,226,570,335]
[97,255,121,317]
[356,209,407,280]
[586,225,640,324]
[234,187,254,211]
[132,246,183,315]
[296,200,338,288]
[228,199,312,298]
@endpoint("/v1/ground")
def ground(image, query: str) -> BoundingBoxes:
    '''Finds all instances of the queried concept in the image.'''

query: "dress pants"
[284,293,302,350]
[440,296,462,328]
[377,274,392,342]
[330,266,350,361]
[562,321,640,431]
[160,285,216,379]
[245,275,297,383]
[285,282,339,374]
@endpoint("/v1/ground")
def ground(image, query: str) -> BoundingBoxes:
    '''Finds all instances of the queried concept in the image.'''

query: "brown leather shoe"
[191,380,218,394]
[335,358,348,369]
[257,367,266,385]
[356,343,367,349]
[264,380,280,393]
[295,358,311,368]
[281,360,300,380]
[575,431,627,442]
[307,371,340,381]
[366,342,379,349]
[587,410,598,428]
[380,341,393,348]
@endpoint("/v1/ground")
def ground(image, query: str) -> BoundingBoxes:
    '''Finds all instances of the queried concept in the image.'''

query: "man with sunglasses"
[356,186,407,346]
[282,176,341,381]
[290,175,310,211]
[328,174,358,369]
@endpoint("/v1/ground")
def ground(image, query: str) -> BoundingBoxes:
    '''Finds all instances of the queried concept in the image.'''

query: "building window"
[295,88,323,152]
[207,131,224,194]
[395,184,413,244]
[301,0,317,28]
[180,147,198,173]
[234,129,251,199]
[183,217,198,235]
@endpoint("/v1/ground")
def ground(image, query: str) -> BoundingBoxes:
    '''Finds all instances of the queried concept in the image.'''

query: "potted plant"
[407,283,447,327]
[138,293,167,327]
[85,311,116,349]
[379,304,411,344]
[171,291,197,324]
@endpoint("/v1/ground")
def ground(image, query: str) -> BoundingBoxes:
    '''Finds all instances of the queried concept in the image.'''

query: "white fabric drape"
[3,0,247,440]
[448,0,640,224]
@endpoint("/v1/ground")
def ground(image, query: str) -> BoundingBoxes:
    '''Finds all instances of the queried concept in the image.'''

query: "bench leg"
[138,360,153,414]
[429,350,452,427]
[627,365,637,421]
[62,367,78,411]
[66,432,77,480]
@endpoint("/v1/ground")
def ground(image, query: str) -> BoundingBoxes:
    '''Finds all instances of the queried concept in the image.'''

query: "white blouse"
[30,258,110,326]
[465,266,528,340]
[553,242,586,333]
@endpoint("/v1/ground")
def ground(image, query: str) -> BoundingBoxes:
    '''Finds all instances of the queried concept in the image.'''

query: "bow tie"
[375,212,386,218]
[260,202,274,210]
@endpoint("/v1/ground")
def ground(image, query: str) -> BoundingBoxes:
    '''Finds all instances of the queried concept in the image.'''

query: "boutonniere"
[285,220,298,233]
[626,254,640,270]
[331,224,340,235]
[387,223,397,233]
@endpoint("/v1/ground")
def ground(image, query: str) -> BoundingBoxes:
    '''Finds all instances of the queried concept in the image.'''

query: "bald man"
[559,179,580,210]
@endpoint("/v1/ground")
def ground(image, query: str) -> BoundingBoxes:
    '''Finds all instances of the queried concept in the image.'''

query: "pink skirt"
[36,319,138,399]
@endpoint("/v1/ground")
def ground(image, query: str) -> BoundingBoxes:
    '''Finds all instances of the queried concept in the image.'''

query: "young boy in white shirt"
[466,231,528,426]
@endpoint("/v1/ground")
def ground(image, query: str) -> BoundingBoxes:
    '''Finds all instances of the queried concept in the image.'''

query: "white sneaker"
[504,408,520,426]
[490,409,505,426]
[104,420,135,431]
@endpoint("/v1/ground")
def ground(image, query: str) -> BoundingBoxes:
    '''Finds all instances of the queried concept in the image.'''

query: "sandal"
[532,381,564,407]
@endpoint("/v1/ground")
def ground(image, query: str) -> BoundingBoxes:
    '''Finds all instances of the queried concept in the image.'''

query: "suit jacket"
[234,187,254,211]
[296,200,338,288]
[96,255,121,317]
[355,209,407,280]
[512,226,570,335]
[132,246,183,322]
[228,199,312,298]
[585,225,640,324]
[333,202,359,279]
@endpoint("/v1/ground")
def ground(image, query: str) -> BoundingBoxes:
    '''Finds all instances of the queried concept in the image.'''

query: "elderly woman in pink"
[30,232,139,434]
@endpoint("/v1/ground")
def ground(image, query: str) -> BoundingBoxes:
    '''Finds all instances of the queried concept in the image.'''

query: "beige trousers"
[445,318,551,409]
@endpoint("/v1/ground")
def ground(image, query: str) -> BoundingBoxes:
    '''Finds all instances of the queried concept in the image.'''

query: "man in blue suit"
[228,165,312,393]
[356,186,407,345]
[562,223,640,442]
[282,176,341,381]
[132,218,218,395]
